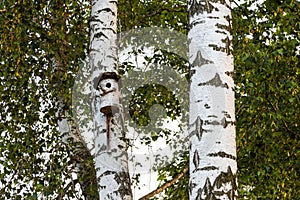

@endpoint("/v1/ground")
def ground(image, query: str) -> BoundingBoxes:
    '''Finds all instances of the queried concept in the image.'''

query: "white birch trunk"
[188,0,237,199]
[90,0,132,199]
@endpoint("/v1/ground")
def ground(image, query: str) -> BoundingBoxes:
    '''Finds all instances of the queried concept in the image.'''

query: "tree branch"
[139,164,189,200]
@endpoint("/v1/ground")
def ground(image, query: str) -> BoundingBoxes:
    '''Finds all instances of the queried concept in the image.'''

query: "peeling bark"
[188,0,237,199]
[90,0,132,199]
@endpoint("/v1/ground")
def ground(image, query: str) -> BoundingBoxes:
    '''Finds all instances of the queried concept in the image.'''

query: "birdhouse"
[98,77,121,115]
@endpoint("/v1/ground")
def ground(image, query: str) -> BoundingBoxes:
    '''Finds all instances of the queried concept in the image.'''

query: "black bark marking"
[189,0,229,16]
[94,32,109,39]
[214,167,237,198]
[222,111,231,118]
[221,117,235,128]
[190,116,206,141]
[90,16,104,23]
[220,111,235,128]
[203,178,214,199]
[189,180,197,195]
[198,73,229,89]
[208,36,231,55]
[196,188,202,200]
[215,30,227,35]
[207,151,236,160]
[222,36,231,55]
[195,116,205,139]
[208,115,218,118]
[216,23,231,32]
[189,69,196,78]
[208,44,226,54]
[189,19,205,29]
[97,8,116,16]
[197,166,237,200]
[109,0,117,4]
[204,104,210,109]
[225,71,234,78]
[199,166,219,171]
[192,51,214,68]
[193,149,200,168]
[189,0,215,16]
[208,16,219,19]
[204,119,220,126]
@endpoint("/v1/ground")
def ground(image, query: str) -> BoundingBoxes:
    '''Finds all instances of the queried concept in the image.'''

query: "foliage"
[118,0,187,33]
[0,0,97,199]
[1,0,299,199]
[233,0,300,198]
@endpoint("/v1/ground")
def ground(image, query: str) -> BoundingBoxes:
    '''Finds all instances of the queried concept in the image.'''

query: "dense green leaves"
[1,0,299,199]
[0,0,94,198]
[233,0,300,198]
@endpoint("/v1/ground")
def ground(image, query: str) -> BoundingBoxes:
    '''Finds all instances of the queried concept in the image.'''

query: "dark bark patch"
[97,8,116,16]
[198,73,229,89]
[207,151,236,160]
[90,16,104,23]
[197,166,238,200]
[193,149,200,168]
[204,104,210,109]
[190,116,206,141]
[204,119,220,126]
[225,71,234,78]
[94,31,109,40]
[221,117,235,128]
[191,51,214,69]
[208,115,218,118]
[199,166,219,171]
[189,0,215,16]
[189,19,205,29]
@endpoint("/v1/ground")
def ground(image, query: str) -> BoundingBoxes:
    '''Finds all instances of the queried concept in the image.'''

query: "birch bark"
[90,0,132,199]
[188,0,237,199]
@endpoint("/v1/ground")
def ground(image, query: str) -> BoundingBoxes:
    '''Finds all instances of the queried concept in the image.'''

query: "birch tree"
[188,0,237,199]
[90,0,132,199]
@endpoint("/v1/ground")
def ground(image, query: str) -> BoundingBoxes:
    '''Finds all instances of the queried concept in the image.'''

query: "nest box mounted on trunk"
[96,72,121,116]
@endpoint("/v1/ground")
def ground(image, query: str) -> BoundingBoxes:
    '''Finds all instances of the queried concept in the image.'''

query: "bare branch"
[139,164,189,200]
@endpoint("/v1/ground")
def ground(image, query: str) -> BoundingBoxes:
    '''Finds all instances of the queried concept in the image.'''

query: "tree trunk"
[90,0,132,199]
[188,0,237,199]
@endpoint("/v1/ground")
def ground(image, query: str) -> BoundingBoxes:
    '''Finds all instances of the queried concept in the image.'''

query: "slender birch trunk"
[188,0,237,199]
[90,0,132,199]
